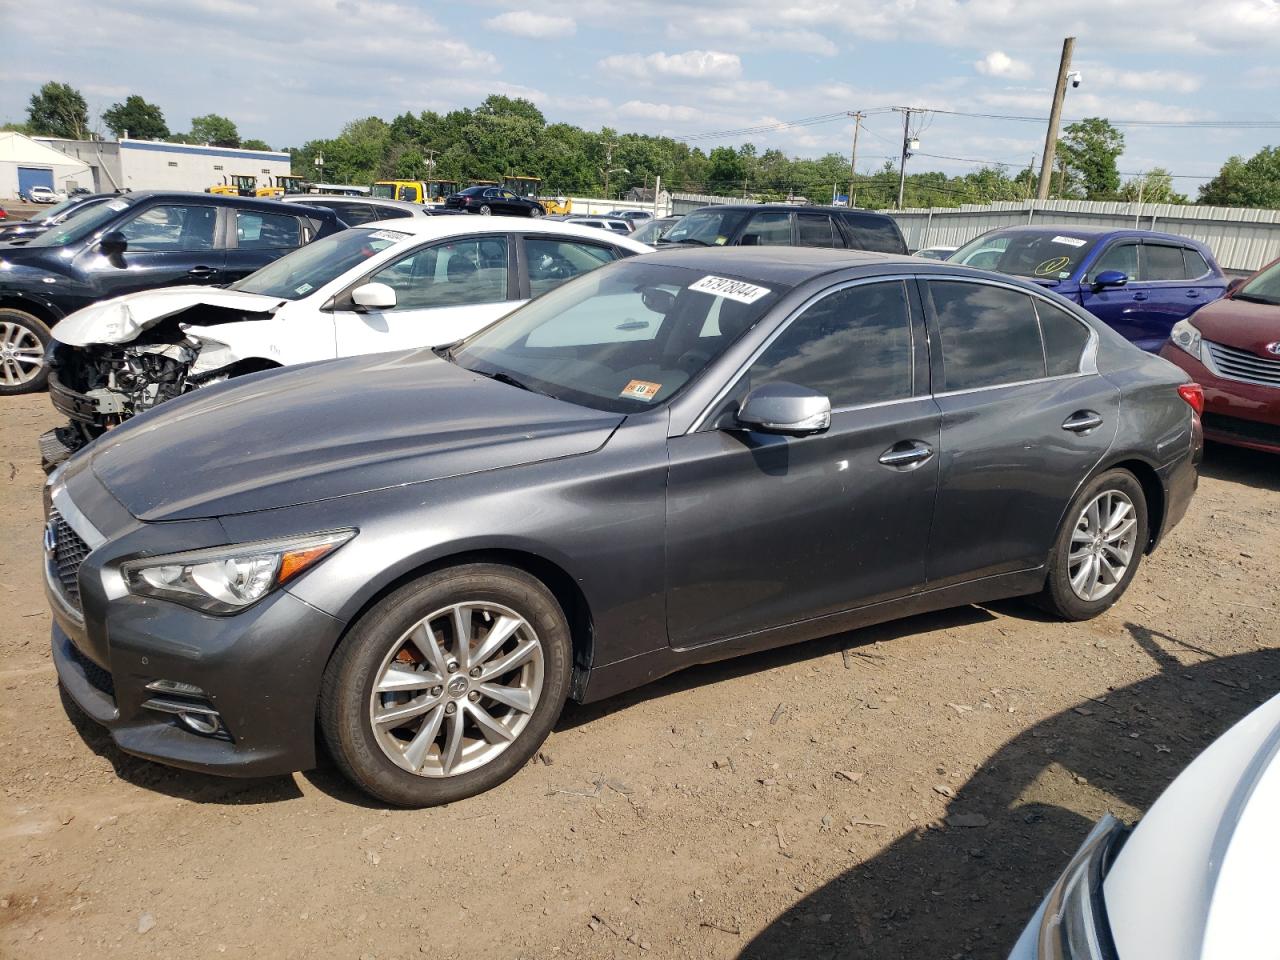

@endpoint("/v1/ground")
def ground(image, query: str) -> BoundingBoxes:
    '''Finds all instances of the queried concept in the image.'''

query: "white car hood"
[1103,691,1280,960]
[53,287,286,347]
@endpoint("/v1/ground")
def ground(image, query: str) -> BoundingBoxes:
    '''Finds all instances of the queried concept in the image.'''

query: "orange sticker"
[620,379,662,402]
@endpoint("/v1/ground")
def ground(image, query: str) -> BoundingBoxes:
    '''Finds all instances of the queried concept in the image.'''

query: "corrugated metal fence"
[669,194,1280,274]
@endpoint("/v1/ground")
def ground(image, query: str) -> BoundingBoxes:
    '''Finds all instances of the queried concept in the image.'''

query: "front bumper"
[46,474,348,778]
[1159,343,1280,454]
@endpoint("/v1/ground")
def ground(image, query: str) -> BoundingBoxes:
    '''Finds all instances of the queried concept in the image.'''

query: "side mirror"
[734,383,831,436]
[351,281,397,311]
[1092,269,1128,290]
[1226,276,1247,296]
[99,231,128,257]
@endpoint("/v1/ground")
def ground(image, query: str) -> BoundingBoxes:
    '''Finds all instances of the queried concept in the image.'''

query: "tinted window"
[840,214,907,254]
[931,281,1046,390]
[953,230,1095,278]
[745,281,914,407]
[119,204,217,251]
[371,236,508,310]
[1183,248,1210,278]
[319,203,375,225]
[796,213,837,248]
[236,211,302,250]
[741,212,791,246]
[1143,244,1186,281]
[1035,300,1091,376]
[1090,242,1138,281]
[526,237,617,297]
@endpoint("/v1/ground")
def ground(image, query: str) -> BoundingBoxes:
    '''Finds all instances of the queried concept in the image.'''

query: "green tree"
[1058,117,1125,199]
[26,82,89,139]
[241,138,273,151]
[102,95,169,140]
[166,132,198,144]
[1120,168,1187,204]
[706,146,746,195]
[1198,147,1280,208]
[189,113,240,147]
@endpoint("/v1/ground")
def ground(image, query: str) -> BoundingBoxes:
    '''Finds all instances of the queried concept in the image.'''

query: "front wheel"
[529,206,542,218]
[319,564,571,806]
[478,204,492,216]
[0,309,52,395]
[1034,469,1148,621]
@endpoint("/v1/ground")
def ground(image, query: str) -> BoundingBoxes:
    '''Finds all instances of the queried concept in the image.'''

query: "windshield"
[631,217,677,244]
[230,227,411,300]
[451,260,790,413]
[26,197,133,247]
[658,208,749,246]
[950,230,1099,280]
[31,197,84,222]
[1236,260,1280,306]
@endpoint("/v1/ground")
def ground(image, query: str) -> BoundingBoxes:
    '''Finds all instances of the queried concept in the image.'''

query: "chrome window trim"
[50,483,106,550]
[686,274,920,435]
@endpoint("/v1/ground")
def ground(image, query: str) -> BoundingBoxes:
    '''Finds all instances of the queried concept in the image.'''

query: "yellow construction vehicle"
[372,180,463,203]
[504,174,570,216]
[206,174,259,197]
[256,175,310,199]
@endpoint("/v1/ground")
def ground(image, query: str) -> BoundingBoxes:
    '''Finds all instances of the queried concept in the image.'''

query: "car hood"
[86,350,624,522]
[1189,295,1280,355]
[1102,692,1280,960]
[53,287,287,346]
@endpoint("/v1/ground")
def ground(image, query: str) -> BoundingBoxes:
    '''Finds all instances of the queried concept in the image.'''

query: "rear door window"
[796,213,837,248]
[740,212,792,246]
[1142,243,1187,281]
[839,214,907,254]
[930,280,1046,391]
[235,211,303,250]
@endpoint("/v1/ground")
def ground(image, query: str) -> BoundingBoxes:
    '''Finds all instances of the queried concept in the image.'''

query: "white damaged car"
[43,217,650,466]
[1008,690,1280,960]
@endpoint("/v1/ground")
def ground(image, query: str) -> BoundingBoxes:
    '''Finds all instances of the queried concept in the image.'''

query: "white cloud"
[616,100,706,123]
[1082,65,1202,94]
[485,10,576,38]
[599,50,742,81]
[974,51,1032,80]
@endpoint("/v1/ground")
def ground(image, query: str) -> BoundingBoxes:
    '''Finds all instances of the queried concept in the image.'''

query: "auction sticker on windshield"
[1051,235,1087,247]
[620,379,662,402]
[689,275,771,304]
[367,230,410,242]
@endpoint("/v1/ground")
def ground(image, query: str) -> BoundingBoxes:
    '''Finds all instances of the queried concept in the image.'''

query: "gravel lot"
[2,392,1277,959]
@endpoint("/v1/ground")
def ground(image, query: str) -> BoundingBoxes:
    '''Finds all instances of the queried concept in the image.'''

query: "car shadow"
[1199,441,1280,492]
[736,636,1280,960]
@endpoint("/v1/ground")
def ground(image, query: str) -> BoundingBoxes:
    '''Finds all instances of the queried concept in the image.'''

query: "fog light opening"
[177,711,221,735]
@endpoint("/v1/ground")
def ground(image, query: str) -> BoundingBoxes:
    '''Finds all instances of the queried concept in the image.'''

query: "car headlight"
[1035,814,1125,959]
[121,529,354,615]
[1169,318,1202,360]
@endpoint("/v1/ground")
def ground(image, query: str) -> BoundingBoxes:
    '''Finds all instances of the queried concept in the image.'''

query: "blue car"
[950,226,1227,352]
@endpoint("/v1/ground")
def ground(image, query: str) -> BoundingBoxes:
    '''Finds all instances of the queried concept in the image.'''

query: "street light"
[603,166,629,201]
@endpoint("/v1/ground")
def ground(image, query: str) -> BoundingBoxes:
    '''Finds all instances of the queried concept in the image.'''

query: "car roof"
[693,203,896,219]
[638,245,906,283]
[281,194,435,215]
[118,190,341,220]
[982,224,1207,244]
[355,214,653,252]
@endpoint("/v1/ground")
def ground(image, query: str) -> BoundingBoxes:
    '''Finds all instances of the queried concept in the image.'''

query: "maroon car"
[1160,257,1280,454]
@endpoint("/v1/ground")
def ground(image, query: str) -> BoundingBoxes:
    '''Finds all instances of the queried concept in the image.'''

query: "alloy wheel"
[368,601,544,778]
[0,322,44,387]
[1067,490,1138,602]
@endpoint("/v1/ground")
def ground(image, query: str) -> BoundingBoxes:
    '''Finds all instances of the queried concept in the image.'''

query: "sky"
[2,0,1279,192]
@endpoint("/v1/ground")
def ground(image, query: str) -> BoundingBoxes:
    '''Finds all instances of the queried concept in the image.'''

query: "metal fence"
[668,194,1280,274]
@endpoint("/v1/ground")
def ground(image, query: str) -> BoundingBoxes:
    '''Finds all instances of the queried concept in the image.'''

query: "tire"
[0,308,52,395]
[1033,468,1148,621]
[478,204,492,216]
[529,206,542,218]
[319,564,572,807]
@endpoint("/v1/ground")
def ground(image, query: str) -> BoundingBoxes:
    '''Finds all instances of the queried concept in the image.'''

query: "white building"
[33,137,293,195]
[0,131,93,199]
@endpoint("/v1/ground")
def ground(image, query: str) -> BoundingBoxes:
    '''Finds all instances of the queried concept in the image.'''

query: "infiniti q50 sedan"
[45,248,1202,806]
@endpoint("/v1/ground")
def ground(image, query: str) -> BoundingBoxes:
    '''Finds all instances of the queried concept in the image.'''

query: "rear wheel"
[1034,469,1148,621]
[0,309,51,395]
[478,204,492,216]
[529,206,542,218]
[319,564,571,807]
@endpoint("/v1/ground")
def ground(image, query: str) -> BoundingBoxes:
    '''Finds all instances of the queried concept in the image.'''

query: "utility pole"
[1036,36,1075,200]
[846,111,864,208]
[1025,155,1036,199]
[602,140,615,200]
[893,107,913,210]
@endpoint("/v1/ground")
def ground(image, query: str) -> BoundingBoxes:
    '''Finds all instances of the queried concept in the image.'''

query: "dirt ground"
[2,392,1278,960]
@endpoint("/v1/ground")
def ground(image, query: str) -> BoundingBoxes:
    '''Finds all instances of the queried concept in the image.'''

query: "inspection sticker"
[1051,235,1087,247]
[367,230,410,242]
[689,275,771,304]
[620,379,662,402]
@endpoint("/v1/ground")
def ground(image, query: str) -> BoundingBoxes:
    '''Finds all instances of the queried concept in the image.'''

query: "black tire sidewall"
[320,564,571,807]
[0,308,51,395]
[1040,469,1149,621]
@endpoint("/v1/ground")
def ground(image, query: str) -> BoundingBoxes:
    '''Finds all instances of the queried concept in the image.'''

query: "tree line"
[6,81,1279,209]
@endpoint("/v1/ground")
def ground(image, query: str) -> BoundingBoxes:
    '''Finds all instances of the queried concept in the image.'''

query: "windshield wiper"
[1232,292,1280,306]
[660,237,710,246]
[484,370,535,393]
[431,342,459,363]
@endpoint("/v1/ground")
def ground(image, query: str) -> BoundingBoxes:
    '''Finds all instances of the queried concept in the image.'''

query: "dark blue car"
[950,226,1227,352]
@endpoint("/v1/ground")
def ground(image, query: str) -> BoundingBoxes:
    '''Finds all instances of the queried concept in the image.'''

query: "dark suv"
[0,191,343,394]
[658,204,907,254]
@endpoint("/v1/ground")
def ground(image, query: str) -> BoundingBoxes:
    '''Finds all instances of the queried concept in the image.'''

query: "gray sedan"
[45,248,1201,806]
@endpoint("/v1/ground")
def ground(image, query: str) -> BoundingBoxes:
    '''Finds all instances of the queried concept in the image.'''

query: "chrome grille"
[1206,341,1280,387]
[49,508,90,610]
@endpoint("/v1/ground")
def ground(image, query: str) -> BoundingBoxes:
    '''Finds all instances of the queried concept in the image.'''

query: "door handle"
[1062,410,1104,433]
[1186,289,1200,298]
[1131,291,1148,301]
[878,440,934,469]
[187,266,218,278]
